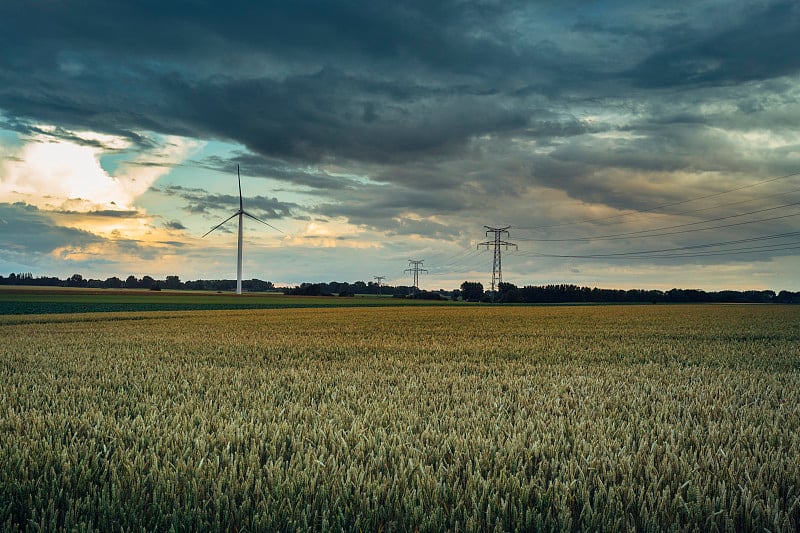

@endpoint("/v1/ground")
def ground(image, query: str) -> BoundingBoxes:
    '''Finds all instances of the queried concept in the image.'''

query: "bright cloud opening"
[0,129,200,212]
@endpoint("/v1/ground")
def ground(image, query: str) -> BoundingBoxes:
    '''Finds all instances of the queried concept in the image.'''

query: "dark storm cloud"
[629,1,800,87]
[311,180,475,239]
[195,154,360,191]
[0,203,102,255]
[0,0,541,79]
[528,129,751,212]
[156,185,298,220]
[2,0,800,284]
[0,0,594,165]
[163,68,529,163]
[5,0,792,178]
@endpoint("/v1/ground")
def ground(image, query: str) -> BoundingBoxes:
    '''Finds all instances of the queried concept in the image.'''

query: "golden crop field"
[1,304,799,531]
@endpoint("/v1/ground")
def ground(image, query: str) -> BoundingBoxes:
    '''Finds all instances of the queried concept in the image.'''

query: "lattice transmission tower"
[404,260,427,295]
[478,226,517,302]
[373,275,386,296]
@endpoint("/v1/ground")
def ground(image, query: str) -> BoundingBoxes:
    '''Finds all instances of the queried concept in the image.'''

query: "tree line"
[0,273,275,292]
[2,273,798,303]
[284,281,449,299]
[459,281,800,304]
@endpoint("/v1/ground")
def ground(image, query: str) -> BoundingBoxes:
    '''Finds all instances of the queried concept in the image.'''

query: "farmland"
[1,304,799,531]
[0,287,450,316]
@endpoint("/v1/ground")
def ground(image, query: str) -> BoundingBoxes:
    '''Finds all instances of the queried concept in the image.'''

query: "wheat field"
[1,304,799,531]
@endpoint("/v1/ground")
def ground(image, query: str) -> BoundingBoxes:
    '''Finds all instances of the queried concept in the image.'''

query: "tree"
[124,275,138,289]
[67,274,88,287]
[776,290,800,304]
[243,279,274,292]
[460,281,484,302]
[286,283,330,296]
[410,290,444,300]
[164,275,182,290]
[103,276,124,288]
[498,282,521,303]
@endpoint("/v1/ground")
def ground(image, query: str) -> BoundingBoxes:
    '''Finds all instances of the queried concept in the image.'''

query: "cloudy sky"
[1,0,799,291]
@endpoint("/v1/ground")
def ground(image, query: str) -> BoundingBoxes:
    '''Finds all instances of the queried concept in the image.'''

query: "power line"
[645,242,800,259]
[432,244,482,266]
[502,171,800,266]
[445,250,491,275]
[510,230,800,259]
[426,250,491,278]
[646,185,800,221]
[478,226,517,302]
[397,171,800,282]
[436,246,484,268]
[429,248,485,272]
[515,202,800,243]
[515,170,800,232]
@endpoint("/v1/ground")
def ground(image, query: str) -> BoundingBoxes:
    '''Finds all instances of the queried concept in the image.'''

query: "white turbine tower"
[202,165,281,294]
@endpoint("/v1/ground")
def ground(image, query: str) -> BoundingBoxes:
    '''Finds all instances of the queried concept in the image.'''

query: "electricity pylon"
[373,275,386,296]
[404,260,427,295]
[478,226,517,302]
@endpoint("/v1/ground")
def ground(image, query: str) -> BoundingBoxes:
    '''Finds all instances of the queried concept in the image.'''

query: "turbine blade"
[202,212,239,237]
[238,165,243,211]
[242,210,284,233]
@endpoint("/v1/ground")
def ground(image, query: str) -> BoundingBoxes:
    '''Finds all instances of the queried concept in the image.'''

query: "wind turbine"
[202,165,282,294]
